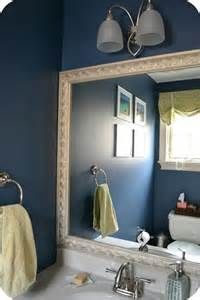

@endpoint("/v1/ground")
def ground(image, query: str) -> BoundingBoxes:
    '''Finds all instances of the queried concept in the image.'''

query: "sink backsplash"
[58,248,200,297]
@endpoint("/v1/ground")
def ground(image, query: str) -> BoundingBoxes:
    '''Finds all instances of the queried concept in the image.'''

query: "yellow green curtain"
[159,89,200,125]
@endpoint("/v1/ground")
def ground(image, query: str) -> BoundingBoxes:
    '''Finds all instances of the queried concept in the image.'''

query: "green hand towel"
[93,183,119,238]
[0,204,37,298]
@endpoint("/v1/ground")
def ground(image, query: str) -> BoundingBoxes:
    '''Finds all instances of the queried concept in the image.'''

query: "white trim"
[159,120,167,163]
[159,161,200,172]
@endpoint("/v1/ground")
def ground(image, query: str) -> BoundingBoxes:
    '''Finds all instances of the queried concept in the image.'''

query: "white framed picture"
[117,85,133,123]
[133,128,146,158]
[115,124,133,158]
[134,97,146,126]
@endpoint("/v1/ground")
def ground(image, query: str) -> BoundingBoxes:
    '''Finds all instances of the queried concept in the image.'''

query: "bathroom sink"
[16,267,164,300]
[66,281,117,300]
[66,281,164,300]
[68,290,163,300]
[67,291,116,300]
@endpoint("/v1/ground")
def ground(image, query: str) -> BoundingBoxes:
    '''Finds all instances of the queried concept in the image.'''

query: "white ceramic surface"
[16,265,163,300]
[68,292,115,300]
[169,210,200,244]
[60,249,200,296]
[15,249,200,299]
[66,282,163,300]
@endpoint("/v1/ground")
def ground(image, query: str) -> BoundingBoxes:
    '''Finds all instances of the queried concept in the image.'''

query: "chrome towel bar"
[0,172,23,205]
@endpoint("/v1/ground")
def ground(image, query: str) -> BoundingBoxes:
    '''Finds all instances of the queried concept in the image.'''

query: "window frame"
[158,120,200,172]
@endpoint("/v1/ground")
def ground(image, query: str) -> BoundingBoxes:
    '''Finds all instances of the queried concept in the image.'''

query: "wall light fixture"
[97,0,165,57]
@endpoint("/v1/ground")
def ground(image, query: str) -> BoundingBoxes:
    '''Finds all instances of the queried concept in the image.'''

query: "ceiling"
[148,67,200,83]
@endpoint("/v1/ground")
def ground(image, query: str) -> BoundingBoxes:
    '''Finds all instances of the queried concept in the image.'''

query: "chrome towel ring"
[90,165,108,186]
[0,172,23,205]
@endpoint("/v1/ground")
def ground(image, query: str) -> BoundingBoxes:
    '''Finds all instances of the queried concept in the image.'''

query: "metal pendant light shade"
[97,17,124,53]
[136,8,165,46]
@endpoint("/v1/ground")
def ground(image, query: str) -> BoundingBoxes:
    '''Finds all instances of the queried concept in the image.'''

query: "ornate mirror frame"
[57,49,200,275]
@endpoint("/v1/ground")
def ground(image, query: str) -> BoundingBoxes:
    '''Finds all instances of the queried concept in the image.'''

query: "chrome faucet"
[106,262,154,299]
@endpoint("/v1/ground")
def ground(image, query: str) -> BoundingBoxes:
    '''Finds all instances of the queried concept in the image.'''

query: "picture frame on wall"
[117,85,133,123]
[133,128,146,158]
[115,124,133,158]
[134,97,146,126]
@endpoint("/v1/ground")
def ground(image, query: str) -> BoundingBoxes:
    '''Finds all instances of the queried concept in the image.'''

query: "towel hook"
[0,172,23,205]
[90,165,108,186]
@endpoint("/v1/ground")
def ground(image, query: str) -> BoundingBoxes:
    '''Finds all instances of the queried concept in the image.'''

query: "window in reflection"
[169,113,200,162]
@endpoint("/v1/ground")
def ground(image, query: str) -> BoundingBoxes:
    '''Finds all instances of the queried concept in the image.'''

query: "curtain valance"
[159,89,200,125]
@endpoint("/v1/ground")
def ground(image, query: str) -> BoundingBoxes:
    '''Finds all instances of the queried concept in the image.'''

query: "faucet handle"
[105,267,117,274]
[135,277,155,284]
[134,277,155,299]
[178,248,186,260]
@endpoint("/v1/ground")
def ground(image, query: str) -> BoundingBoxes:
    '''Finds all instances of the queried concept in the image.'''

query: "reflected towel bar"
[0,172,23,205]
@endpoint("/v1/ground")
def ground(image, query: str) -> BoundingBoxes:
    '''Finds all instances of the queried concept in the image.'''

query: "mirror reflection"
[69,67,200,263]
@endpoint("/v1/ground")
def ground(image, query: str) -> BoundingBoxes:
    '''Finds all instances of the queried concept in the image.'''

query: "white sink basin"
[66,281,118,300]
[67,281,164,300]
[67,291,117,300]
[16,266,164,300]
[68,290,163,300]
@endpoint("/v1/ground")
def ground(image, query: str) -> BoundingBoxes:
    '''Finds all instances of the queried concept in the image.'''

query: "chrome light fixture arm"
[107,4,143,57]
[127,30,143,57]
[136,0,146,26]
[108,5,135,28]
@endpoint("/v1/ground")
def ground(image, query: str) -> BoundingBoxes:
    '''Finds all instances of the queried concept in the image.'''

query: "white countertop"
[16,264,164,300]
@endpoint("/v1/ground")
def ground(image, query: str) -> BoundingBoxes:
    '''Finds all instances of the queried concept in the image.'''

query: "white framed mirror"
[57,49,200,275]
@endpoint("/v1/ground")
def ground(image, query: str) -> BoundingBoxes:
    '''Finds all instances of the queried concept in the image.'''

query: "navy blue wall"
[154,80,200,233]
[0,0,62,271]
[70,75,157,241]
[62,0,200,70]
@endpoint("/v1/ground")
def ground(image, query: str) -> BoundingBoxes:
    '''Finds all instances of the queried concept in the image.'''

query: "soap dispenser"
[165,260,190,300]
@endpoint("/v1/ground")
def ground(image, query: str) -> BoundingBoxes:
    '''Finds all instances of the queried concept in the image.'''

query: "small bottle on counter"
[165,260,190,300]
